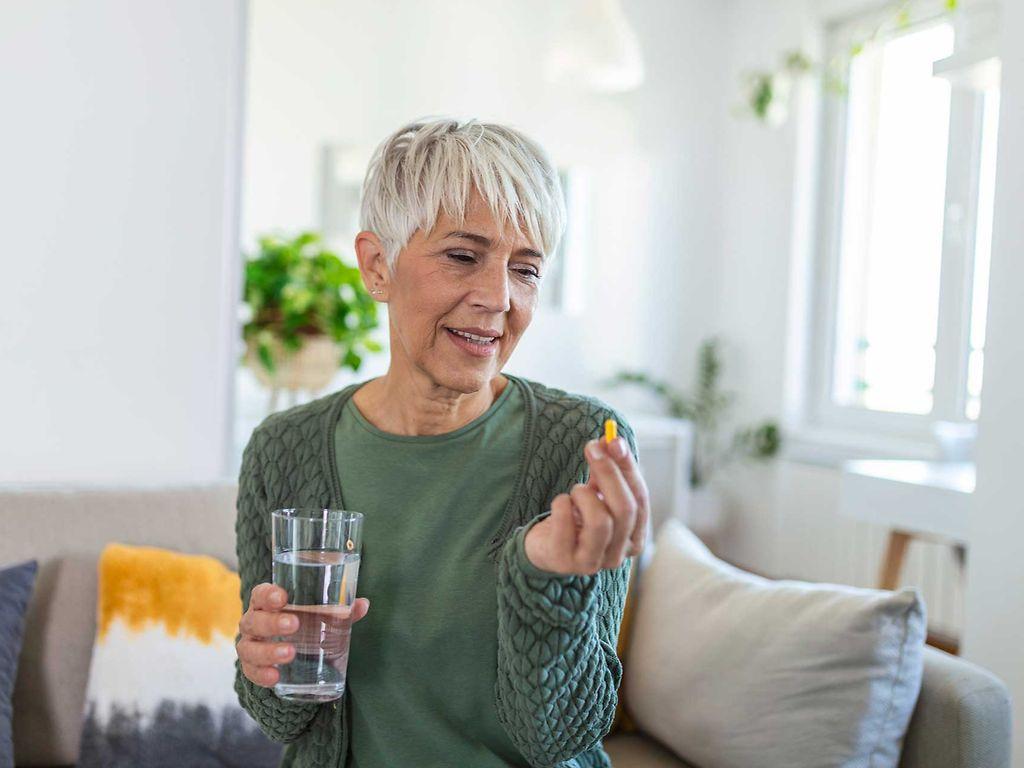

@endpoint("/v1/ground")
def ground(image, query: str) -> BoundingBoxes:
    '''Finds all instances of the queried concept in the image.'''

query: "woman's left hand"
[524,435,650,576]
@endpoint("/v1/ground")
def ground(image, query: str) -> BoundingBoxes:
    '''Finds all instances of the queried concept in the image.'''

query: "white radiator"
[718,461,966,643]
[849,521,965,639]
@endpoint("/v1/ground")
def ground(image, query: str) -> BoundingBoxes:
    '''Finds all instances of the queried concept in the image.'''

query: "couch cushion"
[604,733,698,768]
[0,559,37,768]
[625,518,926,768]
[77,542,282,767]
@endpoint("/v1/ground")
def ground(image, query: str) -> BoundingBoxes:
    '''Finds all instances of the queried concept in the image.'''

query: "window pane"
[965,88,1000,421]
[831,23,955,415]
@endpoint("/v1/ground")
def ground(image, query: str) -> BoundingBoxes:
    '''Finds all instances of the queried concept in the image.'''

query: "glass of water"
[271,507,363,702]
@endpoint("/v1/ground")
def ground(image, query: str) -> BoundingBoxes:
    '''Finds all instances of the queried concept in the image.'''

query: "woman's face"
[358,189,545,394]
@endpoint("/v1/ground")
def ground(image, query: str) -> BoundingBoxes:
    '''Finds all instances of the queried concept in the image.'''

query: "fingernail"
[270,591,284,606]
[276,645,291,659]
[279,616,295,631]
[612,438,627,458]
[585,439,603,460]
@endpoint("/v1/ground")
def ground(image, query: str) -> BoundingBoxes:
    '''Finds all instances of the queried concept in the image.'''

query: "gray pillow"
[624,519,926,768]
[0,559,38,768]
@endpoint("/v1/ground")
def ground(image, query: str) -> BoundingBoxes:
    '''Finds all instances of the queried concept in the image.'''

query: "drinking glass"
[271,507,363,702]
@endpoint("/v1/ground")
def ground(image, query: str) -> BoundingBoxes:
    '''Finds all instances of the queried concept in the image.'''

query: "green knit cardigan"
[233,373,639,768]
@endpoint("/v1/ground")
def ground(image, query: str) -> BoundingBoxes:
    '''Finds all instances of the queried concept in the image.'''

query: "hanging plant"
[736,0,960,126]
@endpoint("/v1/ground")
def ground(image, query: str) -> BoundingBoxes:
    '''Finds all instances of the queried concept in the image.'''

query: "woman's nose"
[471,261,511,312]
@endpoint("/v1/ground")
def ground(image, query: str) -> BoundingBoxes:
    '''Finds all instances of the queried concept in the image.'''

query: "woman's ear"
[354,230,390,300]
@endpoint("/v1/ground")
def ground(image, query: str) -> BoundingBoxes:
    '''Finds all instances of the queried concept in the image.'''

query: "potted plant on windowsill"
[240,231,381,405]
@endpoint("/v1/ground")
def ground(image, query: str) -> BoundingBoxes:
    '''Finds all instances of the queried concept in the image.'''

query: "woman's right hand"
[237,582,371,688]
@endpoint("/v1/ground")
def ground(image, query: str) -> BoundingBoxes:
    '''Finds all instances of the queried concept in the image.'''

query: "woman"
[234,117,650,768]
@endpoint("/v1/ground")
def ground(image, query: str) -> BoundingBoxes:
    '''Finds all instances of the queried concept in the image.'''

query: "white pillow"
[624,518,926,768]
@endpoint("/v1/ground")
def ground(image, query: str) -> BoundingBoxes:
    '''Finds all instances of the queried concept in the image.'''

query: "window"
[811,5,1000,444]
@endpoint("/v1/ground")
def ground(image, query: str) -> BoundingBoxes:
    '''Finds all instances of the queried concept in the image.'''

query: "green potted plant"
[240,231,381,398]
[605,337,781,530]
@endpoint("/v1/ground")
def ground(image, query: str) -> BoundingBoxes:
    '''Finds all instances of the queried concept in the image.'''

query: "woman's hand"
[237,583,371,688]
[524,435,650,576]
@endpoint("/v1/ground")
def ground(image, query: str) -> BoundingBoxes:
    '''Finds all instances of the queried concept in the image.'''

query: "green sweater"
[233,374,638,768]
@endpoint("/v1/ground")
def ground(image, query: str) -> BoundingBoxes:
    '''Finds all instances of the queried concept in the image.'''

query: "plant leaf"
[257,342,275,374]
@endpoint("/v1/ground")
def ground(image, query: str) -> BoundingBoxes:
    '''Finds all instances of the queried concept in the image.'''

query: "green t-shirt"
[335,380,530,767]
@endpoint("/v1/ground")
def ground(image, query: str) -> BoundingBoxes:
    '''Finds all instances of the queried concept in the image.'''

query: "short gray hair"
[359,116,566,273]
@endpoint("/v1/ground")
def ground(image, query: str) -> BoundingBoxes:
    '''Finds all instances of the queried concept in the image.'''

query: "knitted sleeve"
[494,411,638,767]
[233,426,323,743]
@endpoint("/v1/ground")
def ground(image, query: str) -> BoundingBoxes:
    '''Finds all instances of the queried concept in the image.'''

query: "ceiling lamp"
[544,0,645,93]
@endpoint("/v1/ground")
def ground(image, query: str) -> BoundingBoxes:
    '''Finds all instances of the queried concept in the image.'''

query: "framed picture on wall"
[540,165,587,315]
[319,144,369,257]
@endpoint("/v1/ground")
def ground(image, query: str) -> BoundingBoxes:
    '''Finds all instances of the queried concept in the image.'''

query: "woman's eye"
[446,251,538,279]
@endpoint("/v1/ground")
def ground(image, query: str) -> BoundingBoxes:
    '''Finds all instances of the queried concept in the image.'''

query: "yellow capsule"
[604,418,617,444]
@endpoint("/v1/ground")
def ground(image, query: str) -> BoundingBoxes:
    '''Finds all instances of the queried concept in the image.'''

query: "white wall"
[238,0,730,462]
[0,1,245,484]
[962,0,1024,761]
[706,0,815,574]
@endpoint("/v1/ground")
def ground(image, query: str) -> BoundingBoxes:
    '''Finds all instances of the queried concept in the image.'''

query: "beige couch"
[0,483,1012,767]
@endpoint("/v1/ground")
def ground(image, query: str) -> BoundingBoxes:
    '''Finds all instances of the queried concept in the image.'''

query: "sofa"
[0,482,1012,767]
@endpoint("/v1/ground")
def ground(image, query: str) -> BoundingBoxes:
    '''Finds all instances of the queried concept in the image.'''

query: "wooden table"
[839,459,974,653]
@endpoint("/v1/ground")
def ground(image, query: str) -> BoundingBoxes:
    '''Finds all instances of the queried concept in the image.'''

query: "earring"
[370,287,382,295]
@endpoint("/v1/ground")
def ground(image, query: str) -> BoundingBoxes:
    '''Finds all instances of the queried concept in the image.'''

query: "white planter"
[244,334,342,393]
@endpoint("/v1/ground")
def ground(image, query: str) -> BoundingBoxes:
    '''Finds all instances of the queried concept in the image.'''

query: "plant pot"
[243,334,343,392]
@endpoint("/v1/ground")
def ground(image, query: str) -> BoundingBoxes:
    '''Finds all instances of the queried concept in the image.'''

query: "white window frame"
[805,0,1000,456]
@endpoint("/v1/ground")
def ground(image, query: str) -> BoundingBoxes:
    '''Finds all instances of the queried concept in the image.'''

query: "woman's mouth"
[444,326,499,358]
